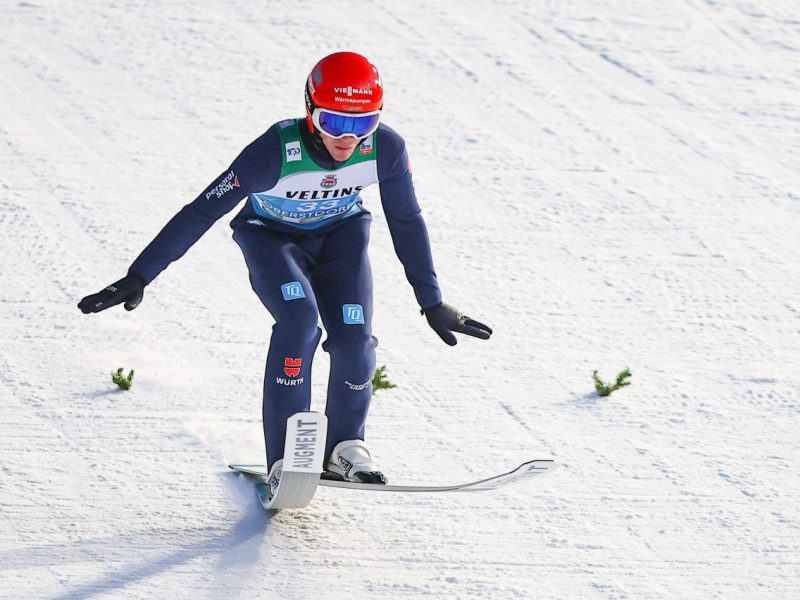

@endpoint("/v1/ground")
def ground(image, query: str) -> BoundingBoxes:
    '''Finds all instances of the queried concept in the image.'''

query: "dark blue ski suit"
[128,119,441,469]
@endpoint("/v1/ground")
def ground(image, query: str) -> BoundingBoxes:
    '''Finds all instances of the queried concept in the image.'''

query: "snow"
[1,0,799,598]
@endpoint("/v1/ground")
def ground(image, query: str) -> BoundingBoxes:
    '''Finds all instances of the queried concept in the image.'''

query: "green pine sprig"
[372,365,397,394]
[112,368,135,391]
[592,368,631,397]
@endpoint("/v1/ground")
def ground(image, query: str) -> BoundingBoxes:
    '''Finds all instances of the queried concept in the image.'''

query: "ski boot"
[324,440,387,484]
[265,459,283,499]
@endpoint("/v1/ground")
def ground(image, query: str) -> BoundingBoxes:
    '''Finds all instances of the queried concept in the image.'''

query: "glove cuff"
[126,270,147,288]
[420,301,443,316]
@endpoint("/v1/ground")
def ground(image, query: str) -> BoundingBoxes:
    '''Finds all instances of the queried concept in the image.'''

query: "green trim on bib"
[277,118,377,177]
[248,119,379,230]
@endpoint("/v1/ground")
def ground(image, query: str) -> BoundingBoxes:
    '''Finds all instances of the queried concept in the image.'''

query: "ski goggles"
[311,107,381,139]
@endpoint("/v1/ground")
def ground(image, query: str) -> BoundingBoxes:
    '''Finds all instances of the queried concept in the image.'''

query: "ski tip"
[526,459,556,468]
[523,459,557,474]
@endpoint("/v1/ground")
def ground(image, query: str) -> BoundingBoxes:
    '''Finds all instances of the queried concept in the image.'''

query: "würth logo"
[276,357,305,386]
[284,358,302,377]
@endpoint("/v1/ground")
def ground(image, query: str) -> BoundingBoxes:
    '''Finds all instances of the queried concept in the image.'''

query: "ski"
[239,411,327,510]
[230,459,556,494]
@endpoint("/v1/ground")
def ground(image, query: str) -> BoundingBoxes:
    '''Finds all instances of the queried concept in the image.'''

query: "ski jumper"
[129,119,442,469]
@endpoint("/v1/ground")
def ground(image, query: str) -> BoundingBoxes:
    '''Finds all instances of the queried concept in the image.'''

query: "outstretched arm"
[78,124,286,314]
[379,166,442,310]
[377,126,492,345]
[78,143,259,314]
[129,168,250,285]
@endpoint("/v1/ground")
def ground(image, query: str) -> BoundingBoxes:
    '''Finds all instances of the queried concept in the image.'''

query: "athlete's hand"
[78,273,145,314]
[422,302,492,346]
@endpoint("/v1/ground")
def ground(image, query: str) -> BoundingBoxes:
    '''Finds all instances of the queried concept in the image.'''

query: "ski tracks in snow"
[1,1,800,598]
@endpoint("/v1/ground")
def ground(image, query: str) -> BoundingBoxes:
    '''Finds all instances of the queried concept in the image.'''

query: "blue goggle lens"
[318,111,380,138]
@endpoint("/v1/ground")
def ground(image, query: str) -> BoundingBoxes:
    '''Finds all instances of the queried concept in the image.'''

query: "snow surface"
[2,1,799,598]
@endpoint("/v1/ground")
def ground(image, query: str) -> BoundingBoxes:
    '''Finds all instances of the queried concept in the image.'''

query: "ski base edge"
[230,459,556,494]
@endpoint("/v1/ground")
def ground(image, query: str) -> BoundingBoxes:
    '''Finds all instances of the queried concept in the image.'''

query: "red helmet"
[305,52,383,134]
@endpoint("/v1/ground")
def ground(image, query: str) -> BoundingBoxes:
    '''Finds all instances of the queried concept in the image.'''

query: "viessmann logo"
[333,86,373,96]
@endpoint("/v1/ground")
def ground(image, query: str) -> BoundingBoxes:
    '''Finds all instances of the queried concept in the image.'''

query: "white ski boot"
[325,440,387,484]
[251,459,284,509]
[266,459,283,499]
[264,459,283,502]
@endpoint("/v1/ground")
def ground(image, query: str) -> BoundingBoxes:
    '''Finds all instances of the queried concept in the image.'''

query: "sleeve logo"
[205,171,240,199]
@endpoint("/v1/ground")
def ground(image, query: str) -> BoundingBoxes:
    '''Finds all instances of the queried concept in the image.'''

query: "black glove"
[78,273,145,314]
[422,302,493,346]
